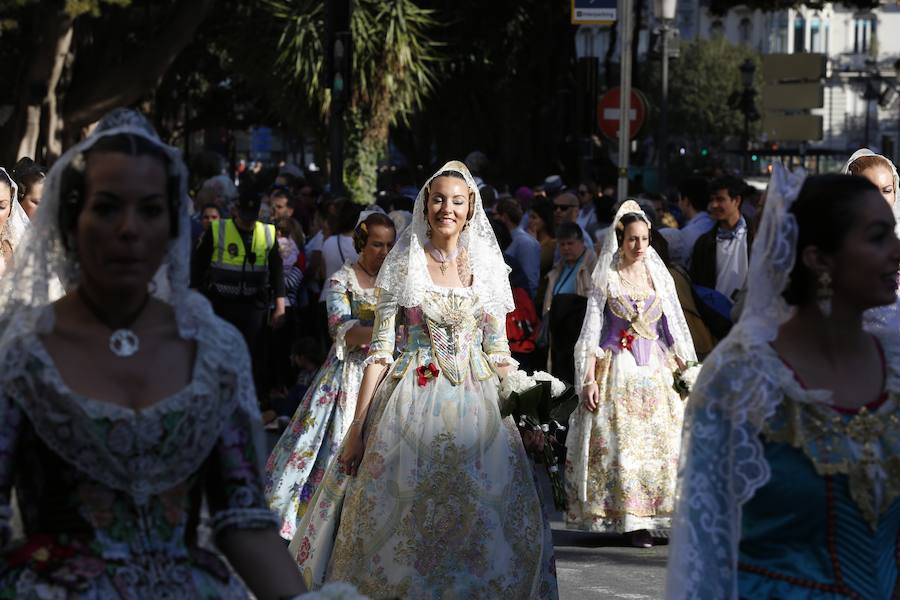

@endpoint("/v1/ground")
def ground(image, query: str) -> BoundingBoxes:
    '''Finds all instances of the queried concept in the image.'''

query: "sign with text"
[572,0,616,25]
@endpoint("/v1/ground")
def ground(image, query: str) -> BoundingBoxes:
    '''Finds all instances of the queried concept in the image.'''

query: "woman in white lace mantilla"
[288,161,558,599]
[566,200,696,545]
[0,109,305,599]
[667,165,900,599]
[0,167,30,277]
[266,212,395,540]
[843,148,900,336]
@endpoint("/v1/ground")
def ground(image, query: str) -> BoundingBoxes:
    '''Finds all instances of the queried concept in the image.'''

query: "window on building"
[793,16,806,53]
[710,19,724,37]
[854,16,876,54]
[739,17,752,45]
[809,17,827,53]
[768,12,788,53]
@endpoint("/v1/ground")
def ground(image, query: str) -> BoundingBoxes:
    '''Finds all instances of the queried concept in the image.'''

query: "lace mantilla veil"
[0,109,262,455]
[573,200,696,389]
[665,163,810,599]
[374,160,514,319]
[842,148,900,335]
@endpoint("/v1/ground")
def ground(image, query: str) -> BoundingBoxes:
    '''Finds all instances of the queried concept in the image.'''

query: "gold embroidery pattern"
[763,396,900,530]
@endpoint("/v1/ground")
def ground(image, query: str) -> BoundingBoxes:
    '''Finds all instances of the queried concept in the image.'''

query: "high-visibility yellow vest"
[207,219,275,298]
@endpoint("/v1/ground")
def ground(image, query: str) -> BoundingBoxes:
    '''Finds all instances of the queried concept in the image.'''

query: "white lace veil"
[374,160,514,318]
[0,167,30,261]
[573,200,696,388]
[665,163,808,599]
[0,108,259,420]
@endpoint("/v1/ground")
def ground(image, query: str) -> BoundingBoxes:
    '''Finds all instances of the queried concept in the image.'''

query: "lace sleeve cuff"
[210,507,280,535]
[363,353,394,367]
[334,319,360,361]
[489,353,519,369]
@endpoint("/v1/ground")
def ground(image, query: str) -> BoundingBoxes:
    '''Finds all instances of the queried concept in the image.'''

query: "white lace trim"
[331,262,378,303]
[210,507,281,535]
[363,353,394,367]
[488,353,519,368]
[334,319,360,362]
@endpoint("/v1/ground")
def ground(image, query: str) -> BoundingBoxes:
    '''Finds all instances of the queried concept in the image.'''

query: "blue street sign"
[572,0,616,24]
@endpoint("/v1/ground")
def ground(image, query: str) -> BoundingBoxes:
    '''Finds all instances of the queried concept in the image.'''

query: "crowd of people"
[0,106,899,600]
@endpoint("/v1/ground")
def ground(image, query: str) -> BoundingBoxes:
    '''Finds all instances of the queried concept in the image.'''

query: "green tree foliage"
[265,0,439,203]
[665,35,761,150]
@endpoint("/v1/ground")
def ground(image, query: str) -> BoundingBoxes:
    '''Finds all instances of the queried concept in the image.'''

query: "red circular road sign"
[597,87,647,140]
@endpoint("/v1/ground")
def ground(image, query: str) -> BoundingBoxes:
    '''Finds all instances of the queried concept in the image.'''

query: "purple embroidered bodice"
[599,293,674,366]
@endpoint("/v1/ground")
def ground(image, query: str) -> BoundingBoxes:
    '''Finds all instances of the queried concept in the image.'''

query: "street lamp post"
[739,59,757,174]
[653,0,677,193]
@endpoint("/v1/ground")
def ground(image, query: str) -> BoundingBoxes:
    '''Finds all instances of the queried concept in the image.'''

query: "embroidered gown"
[266,262,377,540]
[565,271,684,532]
[289,282,558,599]
[0,309,279,599]
[674,336,900,599]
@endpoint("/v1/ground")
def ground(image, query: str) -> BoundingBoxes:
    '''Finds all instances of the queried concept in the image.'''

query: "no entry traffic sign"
[597,87,647,141]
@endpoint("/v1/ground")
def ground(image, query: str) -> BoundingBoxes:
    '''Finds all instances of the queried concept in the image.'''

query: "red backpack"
[506,286,539,354]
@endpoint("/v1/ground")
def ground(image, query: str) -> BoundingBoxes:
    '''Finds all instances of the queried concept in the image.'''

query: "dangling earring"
[425,219,433,239]
[816,271,833,317]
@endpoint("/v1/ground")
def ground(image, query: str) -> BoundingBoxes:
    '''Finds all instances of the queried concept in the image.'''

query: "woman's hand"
[521,429,545,452]
[582,382,599,412]
[338,426,365,477]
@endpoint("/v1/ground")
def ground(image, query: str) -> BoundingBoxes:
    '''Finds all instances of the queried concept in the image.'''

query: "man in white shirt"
[690,176,753,302]
[660,176,714,269]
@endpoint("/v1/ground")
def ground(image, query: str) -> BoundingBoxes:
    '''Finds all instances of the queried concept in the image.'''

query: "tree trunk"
[62,0,216,130]
[41,23,74,163]
[0,1,73,166]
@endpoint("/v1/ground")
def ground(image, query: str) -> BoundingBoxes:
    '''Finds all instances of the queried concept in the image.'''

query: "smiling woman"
[0,109,306,599]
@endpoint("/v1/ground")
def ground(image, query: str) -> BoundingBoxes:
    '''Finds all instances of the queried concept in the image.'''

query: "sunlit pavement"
[552,524,667,599]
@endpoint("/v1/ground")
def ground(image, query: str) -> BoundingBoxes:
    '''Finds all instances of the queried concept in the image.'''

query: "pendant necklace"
[357,260,377,280]
[426,242,460,276]
[78,288,151,358]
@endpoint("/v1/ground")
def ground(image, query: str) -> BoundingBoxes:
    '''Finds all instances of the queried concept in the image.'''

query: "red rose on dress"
[295,536,311,564]
[415,363,440,386]
[619,329,635,351]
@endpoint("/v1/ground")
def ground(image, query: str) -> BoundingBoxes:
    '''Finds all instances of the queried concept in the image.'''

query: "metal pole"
[743,110,749,174]
[617,0,633,205]
[658,22,669,194]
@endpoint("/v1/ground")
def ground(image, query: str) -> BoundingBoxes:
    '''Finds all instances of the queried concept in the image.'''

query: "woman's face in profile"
[0,181,12,230]
[75,152,171,294]
[829,191,900,310]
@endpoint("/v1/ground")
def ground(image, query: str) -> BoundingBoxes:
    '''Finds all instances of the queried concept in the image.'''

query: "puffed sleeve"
[325,270,356,361]
[0,393,23,549]
[205,404,280,537]
[482,310,518,368]
[365,287,398,366]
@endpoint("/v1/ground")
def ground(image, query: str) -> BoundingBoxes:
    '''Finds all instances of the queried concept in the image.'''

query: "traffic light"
[700,148,709,157]
[751,154,758,161]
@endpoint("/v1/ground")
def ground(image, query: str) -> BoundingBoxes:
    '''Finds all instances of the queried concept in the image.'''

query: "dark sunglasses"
[553,203,576,211]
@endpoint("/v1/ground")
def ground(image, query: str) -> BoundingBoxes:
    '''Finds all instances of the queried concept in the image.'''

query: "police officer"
[191,188,285,402]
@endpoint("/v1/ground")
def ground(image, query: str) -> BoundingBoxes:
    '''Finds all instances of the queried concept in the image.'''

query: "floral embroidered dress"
[565,270,684,533]
[0,308,278,599]
[266,262,377,540]
[289,282,558,599]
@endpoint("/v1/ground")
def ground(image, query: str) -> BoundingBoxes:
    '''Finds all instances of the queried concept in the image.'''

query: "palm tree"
[267,0,439,203]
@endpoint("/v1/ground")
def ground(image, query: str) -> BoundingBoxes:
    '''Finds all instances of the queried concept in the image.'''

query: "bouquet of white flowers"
[673,361,702,398]
[498,369,575,510]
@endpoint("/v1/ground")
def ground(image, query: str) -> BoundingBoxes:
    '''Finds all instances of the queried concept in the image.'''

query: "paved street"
[552,525,667,599]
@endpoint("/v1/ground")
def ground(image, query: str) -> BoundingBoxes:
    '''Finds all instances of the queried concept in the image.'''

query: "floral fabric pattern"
[266,263,378,540]
[565,290,684,533]
[0,329,277,599]
[289,284,558,599]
